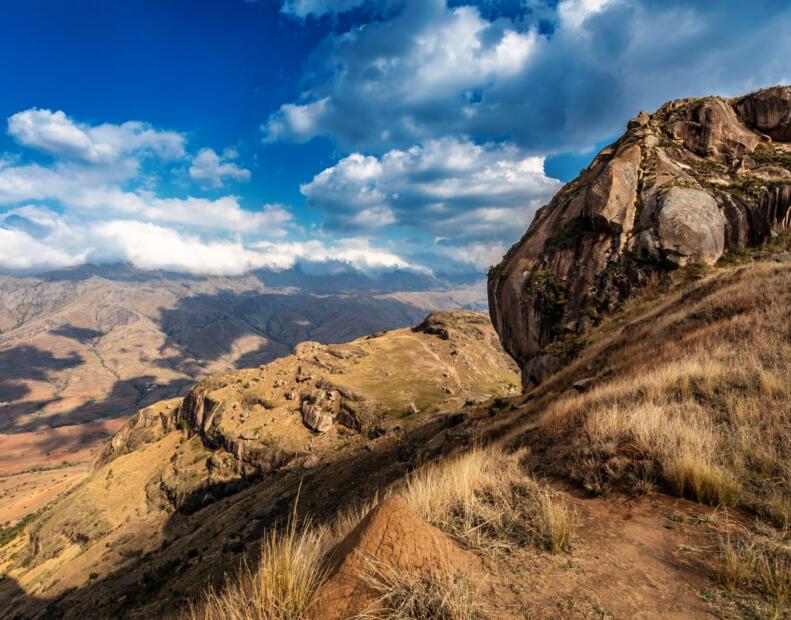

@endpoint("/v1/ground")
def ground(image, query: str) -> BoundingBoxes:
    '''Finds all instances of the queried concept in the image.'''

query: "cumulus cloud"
[0,106,433,277]
[251,237,426,273]
[558,0,620,30]
[8,108,185,163]
[0,108,339,276]
[93,221,276,275]
[265,0,791,153]
[0,226,87,273]
[0,108,291,237]
[436,239,508,271]
[300,137,561,238]
[0,206,423,276]
[189,147,251,188]
[0,160,289,234]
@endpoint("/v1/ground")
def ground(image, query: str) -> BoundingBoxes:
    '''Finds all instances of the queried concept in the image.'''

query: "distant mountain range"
[0,263,486,473]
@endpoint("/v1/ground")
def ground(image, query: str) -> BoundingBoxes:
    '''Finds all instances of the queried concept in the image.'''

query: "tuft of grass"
[400,448,576,554]
[189,514,326,620]
[0,509,42,548]
[717,530,791,618]
[664,453,740,506]
[354,559,488,620]
[534,487,576,553]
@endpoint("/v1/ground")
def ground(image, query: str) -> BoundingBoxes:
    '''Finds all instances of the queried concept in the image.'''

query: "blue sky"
[0,0,789,277]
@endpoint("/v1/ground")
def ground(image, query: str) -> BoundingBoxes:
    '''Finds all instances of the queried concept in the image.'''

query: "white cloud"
[8,108,185,163]
[93,221,272,275]
[252,237,429,274]
[437,240,507,271]
[0,226,87,272]
[0,160,289,235]
[264,0,791,153]
[189,147,251,188]
[0,206,425,276]
[263,3,537,146]
[73,188,293,234]
[263,98,331,144]
[301,137,561,238]
[280,0,368,18]
[0,108,329,276]
[558,0,620,30]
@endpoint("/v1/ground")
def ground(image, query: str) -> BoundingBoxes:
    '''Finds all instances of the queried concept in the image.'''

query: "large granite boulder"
[734,86,791,142]
[488,86,791,389]
[638,187,726,266]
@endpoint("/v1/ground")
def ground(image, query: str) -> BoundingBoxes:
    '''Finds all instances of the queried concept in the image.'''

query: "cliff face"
[488,86,791,387]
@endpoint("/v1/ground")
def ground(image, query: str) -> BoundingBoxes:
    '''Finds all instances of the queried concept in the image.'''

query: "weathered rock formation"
[91,311,518,515]
[94,398,182,468]
[488,86,791,388]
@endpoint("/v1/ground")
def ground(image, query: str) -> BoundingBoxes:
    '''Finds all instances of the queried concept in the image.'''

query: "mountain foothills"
[1,87,791,619]
[0,311,520,617]
[0,265,483,472]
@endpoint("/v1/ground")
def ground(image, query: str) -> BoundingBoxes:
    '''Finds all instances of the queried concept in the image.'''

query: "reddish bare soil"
[0,465,89,524]
[0,418,126,476]
[314,496,481,619]
[486,492,722,619]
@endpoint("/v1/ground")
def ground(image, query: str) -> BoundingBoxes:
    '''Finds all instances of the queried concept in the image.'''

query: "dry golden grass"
[533,262,791,526]
[188,515,326,620]
[401,447,576,554]
[534,487,576,554]
[718,529,791,619]
[354,558,488,620]
[189,445,578,620]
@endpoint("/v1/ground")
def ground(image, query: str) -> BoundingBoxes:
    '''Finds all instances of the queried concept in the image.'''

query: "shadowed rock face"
[488,86,791,388]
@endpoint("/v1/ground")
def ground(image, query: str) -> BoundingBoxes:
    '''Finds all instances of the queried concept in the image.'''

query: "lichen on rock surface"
[488,86,791,388]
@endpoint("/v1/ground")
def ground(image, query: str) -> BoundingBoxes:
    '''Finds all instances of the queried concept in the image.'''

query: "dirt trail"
[412,334,463,389]
[489,492,721,619]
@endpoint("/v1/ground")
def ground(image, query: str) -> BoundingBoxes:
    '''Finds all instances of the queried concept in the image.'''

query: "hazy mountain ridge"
[0,264,486,479]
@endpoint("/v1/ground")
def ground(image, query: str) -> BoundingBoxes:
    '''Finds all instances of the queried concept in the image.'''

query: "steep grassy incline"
[189,250,791,620]
[507,252,791,528]
[0,311,518,619]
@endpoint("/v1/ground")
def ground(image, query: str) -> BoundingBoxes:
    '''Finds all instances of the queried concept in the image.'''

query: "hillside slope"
[0,311,518,619]
[3,255,790,618]
[0,265,484,485]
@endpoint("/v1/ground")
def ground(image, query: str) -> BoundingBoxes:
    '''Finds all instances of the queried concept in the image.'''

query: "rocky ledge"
[488,86,791,387]
[93,311,518,514]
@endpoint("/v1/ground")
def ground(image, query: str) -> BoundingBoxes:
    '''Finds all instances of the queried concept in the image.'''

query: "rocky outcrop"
[93,398,182,468]
[300,388,339,433]
[489,86,791,388]
[176,382,304,474]
[734,86,791,141]
[103,311,518,514]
